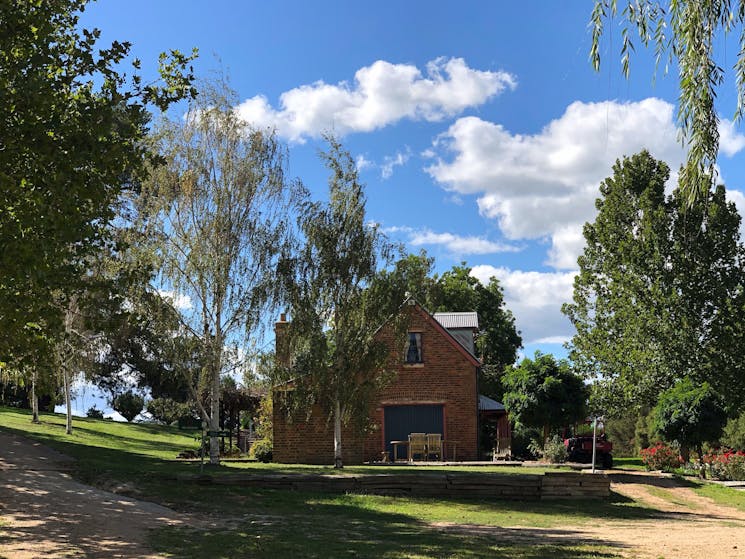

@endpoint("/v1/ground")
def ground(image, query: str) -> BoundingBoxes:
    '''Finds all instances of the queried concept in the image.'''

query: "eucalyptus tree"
[590,0,745,202]
[141,79,304,465]
[281,136,403,469]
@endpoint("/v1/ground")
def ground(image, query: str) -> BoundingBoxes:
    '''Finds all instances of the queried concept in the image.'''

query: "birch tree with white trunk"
[141,78,303,465]
[280,136,403,469]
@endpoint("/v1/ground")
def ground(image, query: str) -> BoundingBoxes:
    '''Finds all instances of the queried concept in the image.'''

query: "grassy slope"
[0,407,657,558]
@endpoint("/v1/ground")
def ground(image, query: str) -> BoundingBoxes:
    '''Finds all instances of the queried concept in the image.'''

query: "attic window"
[405,332,423,364]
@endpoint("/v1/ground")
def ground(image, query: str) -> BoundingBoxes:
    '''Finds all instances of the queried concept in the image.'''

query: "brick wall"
[273,303,480,464]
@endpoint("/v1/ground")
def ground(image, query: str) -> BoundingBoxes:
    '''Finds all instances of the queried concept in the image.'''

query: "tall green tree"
[370,256,522,400]
[281,136,402,469]
[590,0,745,202]
[432,265,522,400]
[0,1,196,366]
[140,78,303,465]
[366,251,440,307]
[564,150,745,412]
[502,352,588,445]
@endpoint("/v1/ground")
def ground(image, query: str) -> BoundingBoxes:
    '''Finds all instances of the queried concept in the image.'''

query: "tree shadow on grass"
[150,499,629,559]
[609,472,700,488]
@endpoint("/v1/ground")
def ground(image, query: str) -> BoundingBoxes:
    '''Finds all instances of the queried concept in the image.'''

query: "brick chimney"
[274,313,290,367]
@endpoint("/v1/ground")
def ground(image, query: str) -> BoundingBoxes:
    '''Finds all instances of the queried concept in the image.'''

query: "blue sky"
[77,1,745,380]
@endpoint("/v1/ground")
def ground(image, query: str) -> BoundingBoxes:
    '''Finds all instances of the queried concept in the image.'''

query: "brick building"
[272,298,509,464]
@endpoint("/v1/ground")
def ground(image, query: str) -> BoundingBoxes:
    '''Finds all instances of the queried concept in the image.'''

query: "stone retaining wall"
[178,471,610,499]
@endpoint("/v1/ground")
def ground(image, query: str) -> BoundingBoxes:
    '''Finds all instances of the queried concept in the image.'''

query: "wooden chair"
[426,433,442,461]
[408,433,427,461]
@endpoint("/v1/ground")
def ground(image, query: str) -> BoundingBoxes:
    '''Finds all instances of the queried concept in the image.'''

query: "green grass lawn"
[0,406,649,558]
[612,457,645,470]
[692,481,745,512]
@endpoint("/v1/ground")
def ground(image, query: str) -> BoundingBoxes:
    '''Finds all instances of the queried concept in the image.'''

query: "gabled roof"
[405,297,481,367]
[433,312,479,330]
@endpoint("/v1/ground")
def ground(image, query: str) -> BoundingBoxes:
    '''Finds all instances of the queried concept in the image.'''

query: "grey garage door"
[384,405,444,456]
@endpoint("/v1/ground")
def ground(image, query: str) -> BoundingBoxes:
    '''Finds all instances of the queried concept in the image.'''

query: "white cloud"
[471,265,577,344]
[546,226,586,270]
[236,57,516,142]
[381,148,412,179]
[384,226,520,256]
[719,119,745,157]
[105,411,128,422]
[427,98,687,269]
[355,154,374,172]
[158,290,193,311]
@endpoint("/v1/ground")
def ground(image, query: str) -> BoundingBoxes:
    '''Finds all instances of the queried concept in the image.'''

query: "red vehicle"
[563,423,613,469]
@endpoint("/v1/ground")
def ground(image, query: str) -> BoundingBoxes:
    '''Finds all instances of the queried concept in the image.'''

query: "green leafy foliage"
[146,398,195,425]
[722,411,745,450]
[251,438,273,463]
[541,435,569,464]
[370,253,522,400]
[112,390,145,422]
[604,413,639,457]
[652,378,727,455]
[279,136,402,468]
[564,151,745,412]
[86,406,104,419]
[0,0,196,364]
[502,352,588,445]
[703,450,745,480]
[140,77,303,463]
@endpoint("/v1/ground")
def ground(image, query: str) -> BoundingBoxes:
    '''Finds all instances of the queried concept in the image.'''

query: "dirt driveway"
[435,470,745,559]
[599,470,745,559]
[2,431,745,559]
[0,431,185,559]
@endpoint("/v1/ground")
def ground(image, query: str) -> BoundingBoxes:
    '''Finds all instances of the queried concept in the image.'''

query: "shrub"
[251,438,273,463]
[112,390,145,422]
[86,406,104,419]
[640,441,682,471]
[702,449,745,481]
[542,435,569,463]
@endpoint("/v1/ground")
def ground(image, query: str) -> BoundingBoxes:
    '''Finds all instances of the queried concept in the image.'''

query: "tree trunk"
[208,363,221,465]
[333,398,343,469]
[62,364,72,435]
[31,370,39,423]
[680,445,690,463]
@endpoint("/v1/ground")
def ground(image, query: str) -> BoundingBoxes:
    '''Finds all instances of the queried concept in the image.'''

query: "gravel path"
[0,431,186,558]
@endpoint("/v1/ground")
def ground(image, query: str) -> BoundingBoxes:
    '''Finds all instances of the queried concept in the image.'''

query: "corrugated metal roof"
[433,312,479,330]
[478,394,506,412]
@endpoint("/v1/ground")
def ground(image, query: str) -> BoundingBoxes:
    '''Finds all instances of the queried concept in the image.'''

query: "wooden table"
[390,440,409,462]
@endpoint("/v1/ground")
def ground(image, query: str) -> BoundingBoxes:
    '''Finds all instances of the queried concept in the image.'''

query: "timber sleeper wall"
[178,471,610,499]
